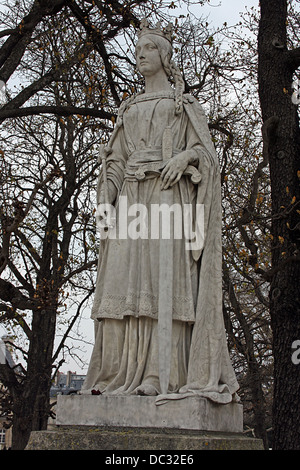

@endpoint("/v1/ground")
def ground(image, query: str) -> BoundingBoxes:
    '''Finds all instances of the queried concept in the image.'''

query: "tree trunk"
[11,307,57,450]
[258,0,300,450]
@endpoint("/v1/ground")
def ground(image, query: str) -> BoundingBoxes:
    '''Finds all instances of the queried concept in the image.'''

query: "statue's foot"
[135,384,158,396]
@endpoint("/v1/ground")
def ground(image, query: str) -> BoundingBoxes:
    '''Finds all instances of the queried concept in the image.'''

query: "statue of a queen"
[82,19,239,405]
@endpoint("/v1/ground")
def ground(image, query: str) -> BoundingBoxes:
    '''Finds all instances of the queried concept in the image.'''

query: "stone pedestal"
[56,394,243,433]
[26,426,264,450]
[26,395,264,450]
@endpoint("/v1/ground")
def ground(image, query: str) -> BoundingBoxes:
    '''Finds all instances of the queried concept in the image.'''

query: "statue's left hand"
[160,152,190,190]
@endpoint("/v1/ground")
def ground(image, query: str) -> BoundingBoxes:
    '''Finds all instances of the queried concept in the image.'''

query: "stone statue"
[82,19,239,405]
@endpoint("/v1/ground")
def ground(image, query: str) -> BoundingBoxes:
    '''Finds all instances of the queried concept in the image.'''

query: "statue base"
[55,394,243,433]
[26,425,264,450]
[26,395,264,450]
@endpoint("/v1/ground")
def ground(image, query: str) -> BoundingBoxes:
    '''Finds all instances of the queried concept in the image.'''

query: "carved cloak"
[83,92,239,404]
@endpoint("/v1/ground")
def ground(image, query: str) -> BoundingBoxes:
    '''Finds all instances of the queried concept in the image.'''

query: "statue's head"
[135,34,171,79]
[135,19,184,114]
[135,20,173,77]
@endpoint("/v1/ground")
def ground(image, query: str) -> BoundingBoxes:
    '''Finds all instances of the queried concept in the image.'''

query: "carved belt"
[124,149,201,184]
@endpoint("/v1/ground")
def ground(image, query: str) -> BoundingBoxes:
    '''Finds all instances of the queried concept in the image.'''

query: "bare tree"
[258,0,300,450]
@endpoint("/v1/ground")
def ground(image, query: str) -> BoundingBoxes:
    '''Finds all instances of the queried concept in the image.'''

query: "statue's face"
[136,36,163,78]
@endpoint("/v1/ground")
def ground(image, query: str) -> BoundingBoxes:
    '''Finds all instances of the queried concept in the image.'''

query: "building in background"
[50,370,86,397]
[48,370,86,430]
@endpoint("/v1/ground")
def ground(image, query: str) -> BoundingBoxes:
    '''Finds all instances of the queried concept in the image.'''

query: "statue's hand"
[160,152,190,190]
[96,180,117,230]
[98,180,118,205]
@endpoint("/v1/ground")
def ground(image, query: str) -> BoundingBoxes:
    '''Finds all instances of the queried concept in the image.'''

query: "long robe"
[82,91,239,404]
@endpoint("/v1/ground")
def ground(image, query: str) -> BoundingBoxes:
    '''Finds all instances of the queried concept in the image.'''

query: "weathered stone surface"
[25,394,265,450]
[26,426,264,450]
[82,19,240,405]
[56,394,243,433]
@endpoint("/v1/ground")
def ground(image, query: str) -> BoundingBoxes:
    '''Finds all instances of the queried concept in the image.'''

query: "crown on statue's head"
[138,18,173,43]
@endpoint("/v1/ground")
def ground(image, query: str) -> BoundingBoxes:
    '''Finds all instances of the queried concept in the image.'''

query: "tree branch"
[52,288,94,364]
[0,167,60,275]
[58,259,97,288]
[0,363,22,398]
[0,279,33,311]
[67,0,122,106]
[0,105,115,123]
[285,46,300,70]
[0,28,18,39]
[0,0,67,82]
[209,122,234,186]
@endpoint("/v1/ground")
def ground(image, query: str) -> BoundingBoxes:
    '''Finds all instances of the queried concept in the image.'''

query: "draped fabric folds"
[82,92,239,404]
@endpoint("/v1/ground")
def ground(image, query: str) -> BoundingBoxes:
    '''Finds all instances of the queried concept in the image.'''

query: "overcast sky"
[179,0,260,27]
[0,0,261,28]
